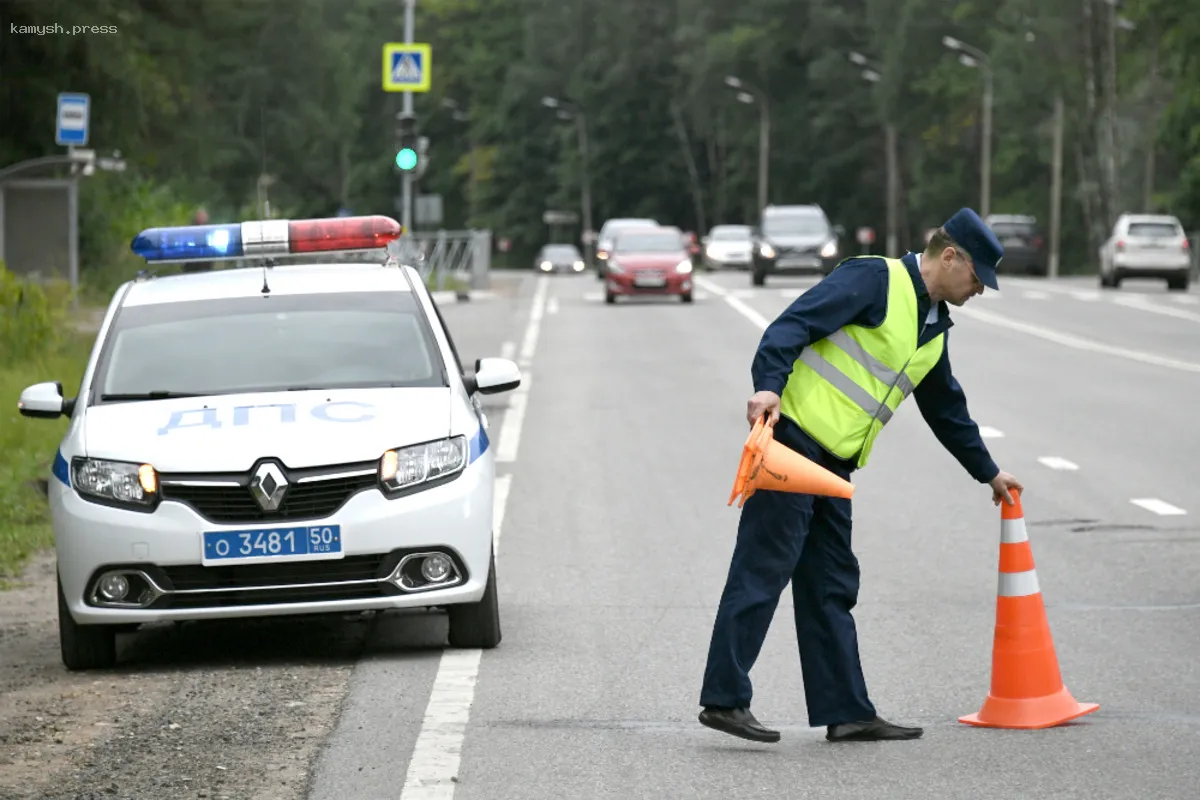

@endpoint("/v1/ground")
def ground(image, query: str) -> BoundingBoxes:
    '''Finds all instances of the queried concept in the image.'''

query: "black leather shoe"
[699,706,781,743]
[826,716,923,742]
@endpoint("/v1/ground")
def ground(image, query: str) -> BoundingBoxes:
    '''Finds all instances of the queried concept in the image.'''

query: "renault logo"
[249,462,288,512]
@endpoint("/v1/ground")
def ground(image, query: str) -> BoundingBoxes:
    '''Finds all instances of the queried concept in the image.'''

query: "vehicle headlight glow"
[759,243,776,258]
[573,260,585,271]
[539,260,553,271]
[379,436,467,494]
[676,259,693,274]
[821,239,838,258]
[71,457,159,510]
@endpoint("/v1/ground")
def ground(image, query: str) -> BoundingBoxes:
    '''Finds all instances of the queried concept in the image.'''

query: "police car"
[17,215,520,670]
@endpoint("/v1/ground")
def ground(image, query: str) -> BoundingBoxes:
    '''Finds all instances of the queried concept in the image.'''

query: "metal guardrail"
[389,230,492,292]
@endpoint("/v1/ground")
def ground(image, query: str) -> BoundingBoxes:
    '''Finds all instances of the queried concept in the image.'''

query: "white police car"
[17,215,520,670]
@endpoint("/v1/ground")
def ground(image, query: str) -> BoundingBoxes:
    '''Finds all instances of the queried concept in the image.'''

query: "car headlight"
[573,260,585,271]
[596,249,610,260]
[539,260,553,271]
[71,457,159,511]
[759,243,776,258]
[676,259,693,274]
[379,436,467,495]
[820,239,838,258]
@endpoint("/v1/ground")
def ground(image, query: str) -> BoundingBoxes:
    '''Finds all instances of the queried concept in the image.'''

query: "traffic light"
[395,112,420,173]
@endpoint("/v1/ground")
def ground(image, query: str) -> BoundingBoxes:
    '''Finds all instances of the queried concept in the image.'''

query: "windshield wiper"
[100,391,202,401]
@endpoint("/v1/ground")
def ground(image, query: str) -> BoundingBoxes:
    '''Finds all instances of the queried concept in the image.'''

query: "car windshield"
[615,233,683,253]
[542,245,580,260]
[762,214,828,236]
[1127,222,1180,238]
[710,226,751,241]
[92,291,445,401]
[990,221,1036,237]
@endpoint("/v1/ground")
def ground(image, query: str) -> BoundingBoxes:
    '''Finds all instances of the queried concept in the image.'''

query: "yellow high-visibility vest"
[779,257,945,468]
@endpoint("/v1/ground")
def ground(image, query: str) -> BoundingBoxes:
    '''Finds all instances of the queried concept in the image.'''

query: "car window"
[614,232,685,253]
[92,291,446,401]
[542,245,580,259]
[762,213,829,237]
[1127,222,1180,238]
[990,221,1036,237]
[710,227,751,240]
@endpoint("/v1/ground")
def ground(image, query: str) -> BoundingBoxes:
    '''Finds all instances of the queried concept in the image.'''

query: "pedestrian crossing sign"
[382,43,431,92]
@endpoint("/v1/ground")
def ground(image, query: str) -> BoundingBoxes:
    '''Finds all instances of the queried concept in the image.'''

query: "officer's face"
[945,248,985,306]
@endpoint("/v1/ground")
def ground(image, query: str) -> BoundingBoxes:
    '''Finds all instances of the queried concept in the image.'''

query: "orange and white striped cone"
[959,488,1099,729]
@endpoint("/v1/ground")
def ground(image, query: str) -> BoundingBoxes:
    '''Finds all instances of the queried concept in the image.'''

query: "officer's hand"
[746,391,781,428]
[989,471,1024,507]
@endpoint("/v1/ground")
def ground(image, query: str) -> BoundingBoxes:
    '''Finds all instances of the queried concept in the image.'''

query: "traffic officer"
[698,208,1024,744]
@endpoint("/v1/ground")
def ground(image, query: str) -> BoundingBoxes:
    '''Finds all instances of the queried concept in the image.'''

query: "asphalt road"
[310,268,1200,800]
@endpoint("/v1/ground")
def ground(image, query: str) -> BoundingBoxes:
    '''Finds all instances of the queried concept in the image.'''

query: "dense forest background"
[3,0,1198,281]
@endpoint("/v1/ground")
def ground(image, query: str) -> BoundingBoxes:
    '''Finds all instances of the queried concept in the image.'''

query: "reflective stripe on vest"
[779,257,945,467]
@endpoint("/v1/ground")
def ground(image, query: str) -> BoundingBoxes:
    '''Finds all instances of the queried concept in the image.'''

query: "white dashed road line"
[399,279,543,799]
[978,426,1005,438]
[1021,290,1050,300]
[1111,295,1200,324]
[1172,295,1199,305]
[694,277,772,330]
[1130,498,1187,516]
[500,341,515,361]
[546,296,559,315]
[1037,456,1079,471]
[953,305,1200,374]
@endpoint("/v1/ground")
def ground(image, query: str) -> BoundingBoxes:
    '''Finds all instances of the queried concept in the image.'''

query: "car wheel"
[604,290,615,304]
[1167,274,1190,291]
[58,574,117,671]
[751,269,766,287]
[448,549,501,649]
[681,291,693,304]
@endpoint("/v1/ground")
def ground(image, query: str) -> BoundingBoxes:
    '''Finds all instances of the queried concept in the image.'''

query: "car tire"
[1167,274,1190,291]
[604,290,615,304]
[681,291,693,303]
[1099,272,1118,289]
[58,574,117,671]
[751,269,766,287]
[448,549,501,649]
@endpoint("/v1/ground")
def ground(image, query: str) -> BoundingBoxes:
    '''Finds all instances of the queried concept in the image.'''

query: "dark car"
[534,243,585,274]
[985,214,1046,276]
[750,204,842,286]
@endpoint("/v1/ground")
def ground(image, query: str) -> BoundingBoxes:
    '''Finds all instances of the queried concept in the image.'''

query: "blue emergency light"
[130,215,404,263]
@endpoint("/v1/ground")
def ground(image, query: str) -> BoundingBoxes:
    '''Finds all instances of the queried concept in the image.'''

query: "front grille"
[161,473,378,524]
[161,554,390,590]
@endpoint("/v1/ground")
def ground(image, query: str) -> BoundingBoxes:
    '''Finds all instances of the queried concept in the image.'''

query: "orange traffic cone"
[727,416,855,507]
[959,489,1099,729]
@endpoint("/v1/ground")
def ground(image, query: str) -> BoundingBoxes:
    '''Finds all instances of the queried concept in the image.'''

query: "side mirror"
[463,357,521,396]
[18,381,69,419]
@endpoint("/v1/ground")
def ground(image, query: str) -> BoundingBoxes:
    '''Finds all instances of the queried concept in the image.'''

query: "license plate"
[201,524,344,565]
[777,257,819,268]
[1002,237,1025,247]
[634,274,666,287]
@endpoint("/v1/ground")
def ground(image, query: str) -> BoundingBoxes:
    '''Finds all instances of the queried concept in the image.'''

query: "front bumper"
[703,253,751,270]
[606,271,692,295]
[755,253,837,274]
[1113,254,1191,274]
[50,458,495,624]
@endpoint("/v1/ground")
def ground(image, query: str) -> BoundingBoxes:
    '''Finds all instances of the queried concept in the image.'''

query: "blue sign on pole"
[56,93,90,147]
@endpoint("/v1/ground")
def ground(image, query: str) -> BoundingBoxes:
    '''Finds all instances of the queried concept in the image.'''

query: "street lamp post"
[441,98,477,226]
[942,36,993,219]
[849,52,899,258]
[724,75,770,215]
[541,95,594,264]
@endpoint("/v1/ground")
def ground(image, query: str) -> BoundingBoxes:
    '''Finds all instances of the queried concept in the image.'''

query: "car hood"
[612,253,688,269]
[82,387,452,472]
[707,240,752,253]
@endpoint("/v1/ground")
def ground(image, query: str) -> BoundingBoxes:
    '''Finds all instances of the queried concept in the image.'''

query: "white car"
[1099,213,1193,290]
[17,215,521,670]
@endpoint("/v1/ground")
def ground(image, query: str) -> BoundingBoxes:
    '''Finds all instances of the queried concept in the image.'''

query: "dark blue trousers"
[699,419,877,727]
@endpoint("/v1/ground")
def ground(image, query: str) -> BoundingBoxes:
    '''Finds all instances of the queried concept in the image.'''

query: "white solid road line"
[1037,456,1079,471]
[1130,498,1187,516]
[953,305,1200,374]
[1021,290,1050,300]
[399,283,542,800]
[1111,294,1200,324]
[694,276,771,330]
[978,426,1005,438]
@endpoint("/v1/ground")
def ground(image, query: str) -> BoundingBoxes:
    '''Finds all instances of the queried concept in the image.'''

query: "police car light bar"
[130,215,404,263]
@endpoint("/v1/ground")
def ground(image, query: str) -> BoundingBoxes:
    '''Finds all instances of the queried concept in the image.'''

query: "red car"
[604,227,694,304]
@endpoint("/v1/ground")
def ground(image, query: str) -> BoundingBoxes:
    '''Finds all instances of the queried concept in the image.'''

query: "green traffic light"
[396,148,418,170]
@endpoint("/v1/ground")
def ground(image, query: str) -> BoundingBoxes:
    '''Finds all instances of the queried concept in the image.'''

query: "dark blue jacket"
[751,253,1000,484]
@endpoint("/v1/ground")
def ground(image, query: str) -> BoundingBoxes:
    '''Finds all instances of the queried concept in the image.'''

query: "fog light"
[421,554,452,582]
[99,573,129,601]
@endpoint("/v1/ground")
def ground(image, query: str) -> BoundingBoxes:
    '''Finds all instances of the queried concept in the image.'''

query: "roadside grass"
[424,271,469,293]
[0,334,94,585]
